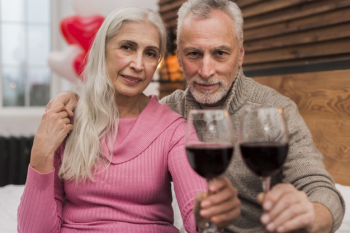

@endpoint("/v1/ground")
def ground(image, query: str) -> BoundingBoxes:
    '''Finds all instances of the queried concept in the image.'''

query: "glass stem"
[204,179,219,233]
[261,176,271,193]
[260,177,271,233]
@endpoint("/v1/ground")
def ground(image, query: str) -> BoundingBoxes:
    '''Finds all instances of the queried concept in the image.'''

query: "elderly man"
[48,0,344,232]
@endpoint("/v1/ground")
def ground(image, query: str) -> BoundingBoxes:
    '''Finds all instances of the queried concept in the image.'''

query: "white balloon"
[72,0,105,17]
[47,45,83,83]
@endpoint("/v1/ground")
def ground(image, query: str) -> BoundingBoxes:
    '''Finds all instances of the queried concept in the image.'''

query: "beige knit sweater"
[160,68,345,233]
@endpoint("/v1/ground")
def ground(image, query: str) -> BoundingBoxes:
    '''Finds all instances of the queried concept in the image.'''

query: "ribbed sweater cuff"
[26,165,55,191]
[309,189,344,232]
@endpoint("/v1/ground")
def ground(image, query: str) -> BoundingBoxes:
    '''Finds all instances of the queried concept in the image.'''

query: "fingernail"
[267,222,274,231]
[209,184,217,192]
[264,201,272,210]
[201,200,210,207]
[261,214,270,224]
[200,209,208,216]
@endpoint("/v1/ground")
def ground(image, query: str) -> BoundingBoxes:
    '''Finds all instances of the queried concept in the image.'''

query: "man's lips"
[195,83,218,91]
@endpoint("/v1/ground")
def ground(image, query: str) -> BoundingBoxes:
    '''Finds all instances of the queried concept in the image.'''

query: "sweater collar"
[183,68,249,119]
[102,95,183,164]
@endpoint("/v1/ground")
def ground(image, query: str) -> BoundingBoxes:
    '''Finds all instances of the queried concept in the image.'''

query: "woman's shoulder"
[148,95,184,120]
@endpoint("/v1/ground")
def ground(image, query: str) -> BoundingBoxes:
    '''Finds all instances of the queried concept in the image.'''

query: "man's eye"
[216,51,226,56]
[188,52,199,57]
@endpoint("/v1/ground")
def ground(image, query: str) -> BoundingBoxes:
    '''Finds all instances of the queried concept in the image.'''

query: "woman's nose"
[129,53,144,72]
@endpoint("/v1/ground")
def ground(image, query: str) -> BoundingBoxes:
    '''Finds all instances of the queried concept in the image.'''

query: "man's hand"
[46,91,79,117]
[258,183,332,233]
[194,177,241,231]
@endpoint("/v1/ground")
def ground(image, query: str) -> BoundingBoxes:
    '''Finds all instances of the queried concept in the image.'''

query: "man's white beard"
[188,77,230,105]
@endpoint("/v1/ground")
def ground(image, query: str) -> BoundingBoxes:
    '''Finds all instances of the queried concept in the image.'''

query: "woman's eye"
[146,51,157,58]
[121,45,132,51]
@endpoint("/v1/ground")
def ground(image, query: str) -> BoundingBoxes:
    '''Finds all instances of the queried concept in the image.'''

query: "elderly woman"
[17,6,239,233]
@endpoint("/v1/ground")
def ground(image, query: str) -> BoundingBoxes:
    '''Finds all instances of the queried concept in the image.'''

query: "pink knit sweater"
[18,96,206,233]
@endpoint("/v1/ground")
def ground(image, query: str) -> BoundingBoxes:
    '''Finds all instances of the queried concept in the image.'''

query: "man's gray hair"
[177,0,243,47]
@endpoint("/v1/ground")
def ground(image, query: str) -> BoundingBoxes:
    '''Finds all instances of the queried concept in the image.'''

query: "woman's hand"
[194,177,241,231]
[30,103,73,174]
[46,91,79,117]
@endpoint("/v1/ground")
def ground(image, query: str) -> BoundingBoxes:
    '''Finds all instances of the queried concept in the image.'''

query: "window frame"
[0,0,55,116]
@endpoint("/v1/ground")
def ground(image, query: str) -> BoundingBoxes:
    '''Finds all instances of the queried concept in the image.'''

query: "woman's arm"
[17,152,65,233]
[17,103,72,232]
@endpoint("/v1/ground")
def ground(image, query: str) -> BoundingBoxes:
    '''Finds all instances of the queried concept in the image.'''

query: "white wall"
[0,0,160,136]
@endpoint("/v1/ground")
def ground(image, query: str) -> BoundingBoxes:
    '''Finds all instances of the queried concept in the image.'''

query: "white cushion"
[0,185,24,233]
[335,183,350,233]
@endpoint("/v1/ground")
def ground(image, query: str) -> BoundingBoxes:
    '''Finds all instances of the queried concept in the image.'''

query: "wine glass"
[238,106,289,202]
[185,109,234,233]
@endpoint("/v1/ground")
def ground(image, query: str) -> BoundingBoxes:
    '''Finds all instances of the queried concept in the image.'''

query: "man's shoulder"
[247,77,296,108]
[160,89,186,104]
[159,89,186,116]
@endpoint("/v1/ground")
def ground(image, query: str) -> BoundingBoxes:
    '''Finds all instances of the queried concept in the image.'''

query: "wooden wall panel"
[241,0,314,18]
[240,0,350,70]
[159,0,186,28]
[234,0,264,8]
[244,7,350,41]
[243,0,350,30]
[244,38,350,65]
[245,23,350,53]
[253,70,350,186]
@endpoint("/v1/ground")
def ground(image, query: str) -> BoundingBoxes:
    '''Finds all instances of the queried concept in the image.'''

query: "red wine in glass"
[238,106,289,193]
[239,141,288,177]
[186,143,234,179]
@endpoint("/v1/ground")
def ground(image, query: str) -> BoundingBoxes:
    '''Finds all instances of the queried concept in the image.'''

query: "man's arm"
[258,184,333,233]
[46,91,79,116]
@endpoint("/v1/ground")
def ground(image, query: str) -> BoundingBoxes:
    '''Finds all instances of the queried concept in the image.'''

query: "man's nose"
[130,52,144,72]
[198,54,215,79]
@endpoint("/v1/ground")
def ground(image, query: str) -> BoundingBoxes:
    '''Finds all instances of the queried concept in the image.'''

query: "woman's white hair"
[59,6,167,182]
[177,0,244,47]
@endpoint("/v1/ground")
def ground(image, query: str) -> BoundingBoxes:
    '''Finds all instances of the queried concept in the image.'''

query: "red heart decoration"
[73,53,87,81]
[60,15,105,52]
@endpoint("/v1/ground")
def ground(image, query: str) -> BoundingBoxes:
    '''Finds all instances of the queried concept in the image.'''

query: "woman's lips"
[122,75,142,84]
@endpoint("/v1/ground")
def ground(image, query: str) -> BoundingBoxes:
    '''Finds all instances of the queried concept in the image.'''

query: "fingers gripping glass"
[185,110,234,233]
